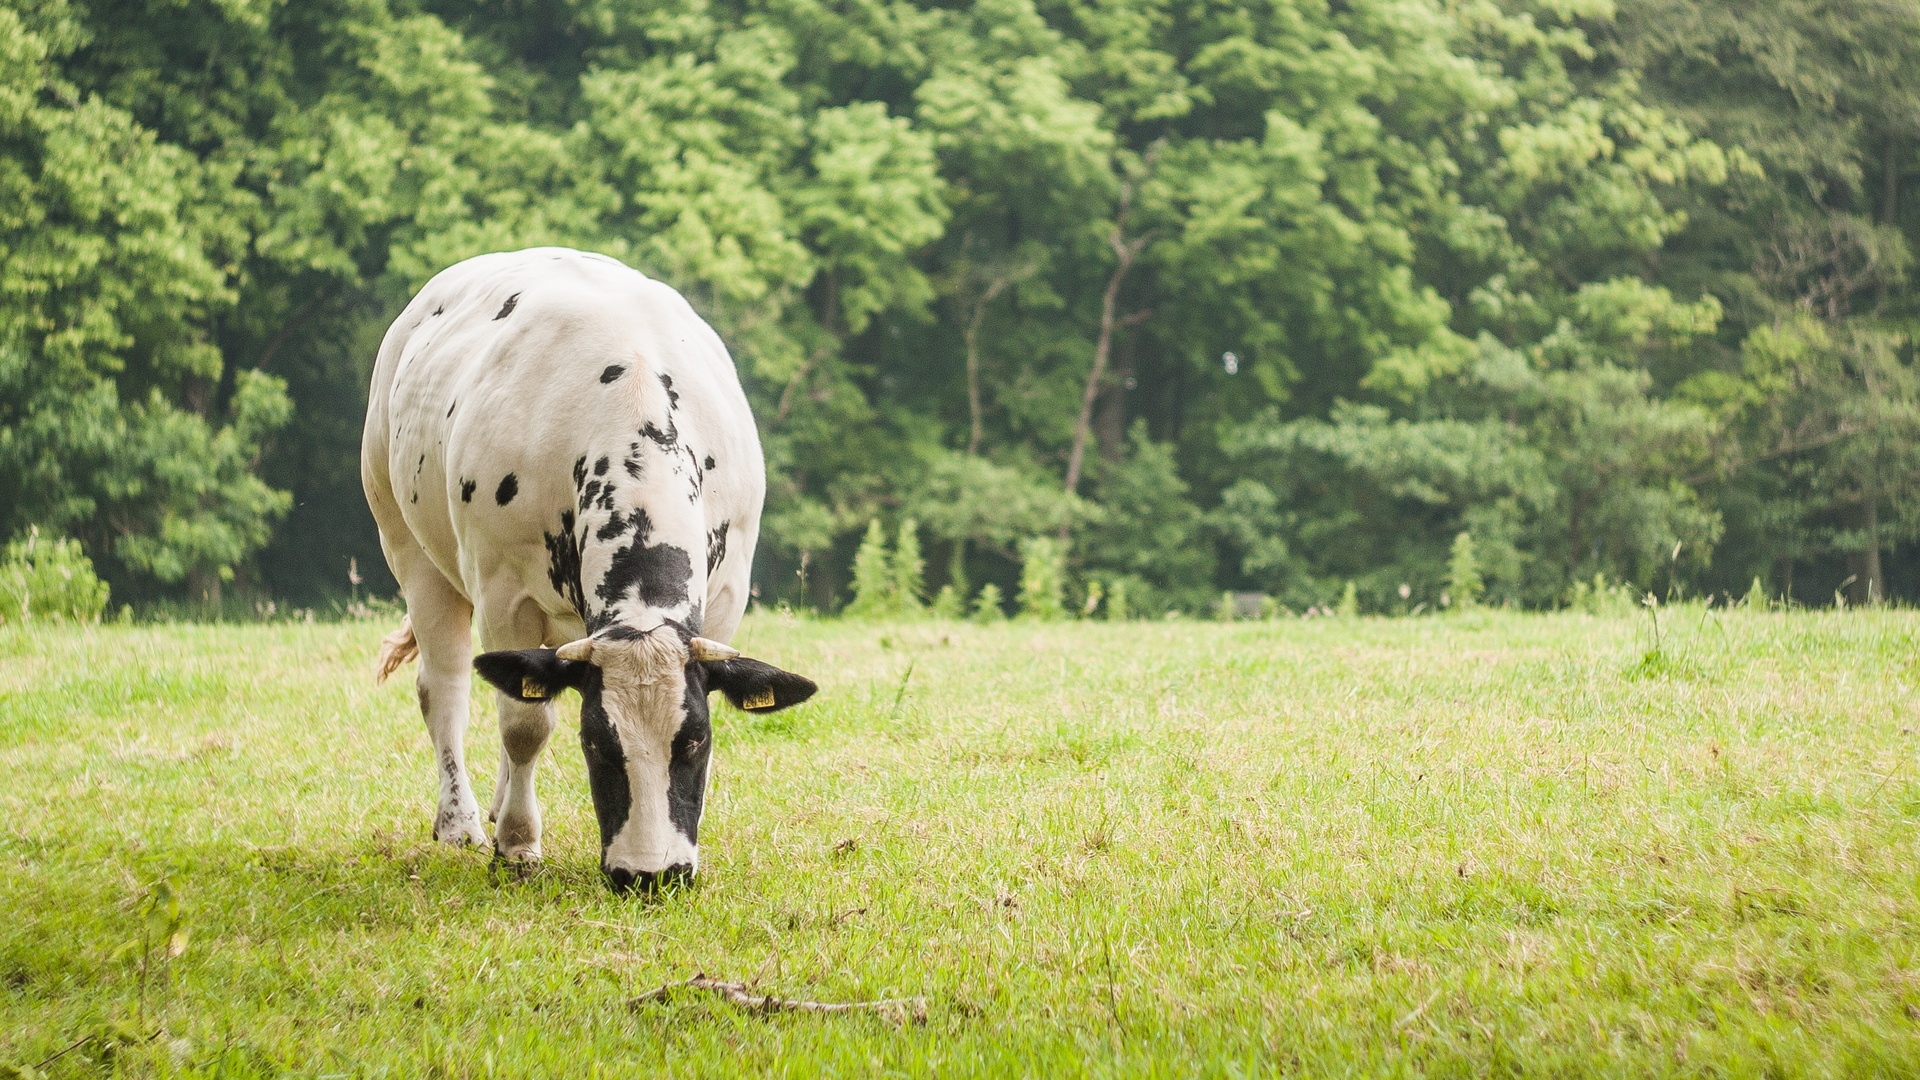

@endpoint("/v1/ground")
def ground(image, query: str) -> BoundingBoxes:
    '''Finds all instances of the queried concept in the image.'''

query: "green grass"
[4,607,1920,1076]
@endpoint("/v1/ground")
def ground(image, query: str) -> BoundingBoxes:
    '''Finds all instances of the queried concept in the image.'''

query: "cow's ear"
[474,649,591,702]
[703,657,817,713]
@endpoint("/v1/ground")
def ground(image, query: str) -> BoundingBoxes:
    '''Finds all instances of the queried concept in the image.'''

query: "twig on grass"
[628,974,928,1025]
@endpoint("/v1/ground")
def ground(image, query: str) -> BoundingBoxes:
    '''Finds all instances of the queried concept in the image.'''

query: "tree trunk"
[1065,145,1160,501]
[1094,333,1134,463]
[963,278,1008,456]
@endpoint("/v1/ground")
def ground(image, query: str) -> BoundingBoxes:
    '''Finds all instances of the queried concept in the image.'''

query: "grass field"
[3,606,1920,1076]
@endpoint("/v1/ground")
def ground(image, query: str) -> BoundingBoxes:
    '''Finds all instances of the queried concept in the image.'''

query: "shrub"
[1448,532,1483,610]
[0,528,111,622]
[931,583,966,619]
[1016,536,1066,620]
[971,582,1006,623]
[892,519,925,614]
[844,519,894,618]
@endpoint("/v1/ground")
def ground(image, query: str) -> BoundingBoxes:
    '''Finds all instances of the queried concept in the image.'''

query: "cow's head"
[473,624,814,894]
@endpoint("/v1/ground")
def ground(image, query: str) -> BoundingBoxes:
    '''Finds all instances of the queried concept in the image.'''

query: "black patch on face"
[594,507,693,612]
[597,623,647,641]
[574,669,635,854]
[460,479,476,503]
[600,365,625,384]
[704,455,716,471]
[707,522,729,575]
[545,509,586,619]
[667,666,714,844]
[594,456,610,477]
[495,473,519,505]
[685,600,703,635]
[659,373,680,410]
[494,293,520,320]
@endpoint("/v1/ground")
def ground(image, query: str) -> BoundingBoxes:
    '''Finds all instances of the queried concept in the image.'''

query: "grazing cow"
[361,247,815,893]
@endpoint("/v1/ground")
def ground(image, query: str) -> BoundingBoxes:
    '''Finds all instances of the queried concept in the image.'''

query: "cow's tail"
[374,614,418,685]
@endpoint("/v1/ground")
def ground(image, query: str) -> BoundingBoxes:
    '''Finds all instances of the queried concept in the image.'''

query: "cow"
[361,247,816,893]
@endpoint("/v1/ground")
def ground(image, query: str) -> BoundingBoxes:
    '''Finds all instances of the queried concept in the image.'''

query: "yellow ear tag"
[521,677,548,700]
[742,688,777,710]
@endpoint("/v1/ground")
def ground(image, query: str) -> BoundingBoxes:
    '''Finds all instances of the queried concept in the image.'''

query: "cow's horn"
[555,638,595,662]
[689,636,739,662]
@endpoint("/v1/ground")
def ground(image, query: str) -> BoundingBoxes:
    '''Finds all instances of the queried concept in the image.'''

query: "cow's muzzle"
[604,862,695,895]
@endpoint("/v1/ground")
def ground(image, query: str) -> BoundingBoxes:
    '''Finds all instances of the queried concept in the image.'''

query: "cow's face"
[474,626,815,893]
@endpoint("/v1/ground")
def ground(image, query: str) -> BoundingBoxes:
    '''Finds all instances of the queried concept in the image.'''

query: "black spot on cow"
[594,456,610,477]
[572,455,589,490]
[600,365,625,384]
[659,373,680,410]
[494,293,520,320]
[432,305,444,316]
[416,453,426,473]
[418,685,430,717]
[596,510,631,541]
[707,522,729,574]
[704,455,716,471]
[639,414,678,450]
[460,479,477,503]
[598,623,647,641]
[684,600,703,635]
[623,451,645,480]
[579,480,603,514]
[544,509,587,620]
[495,473,519,505]
[447,401,457,418]
[594,508,693,612]
[410,491,418,504]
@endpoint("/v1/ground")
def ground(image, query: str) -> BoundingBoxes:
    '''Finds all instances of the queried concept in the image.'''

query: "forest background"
[3,0,1918,617]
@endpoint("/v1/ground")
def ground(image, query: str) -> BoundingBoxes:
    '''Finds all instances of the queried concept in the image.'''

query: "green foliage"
[0,528,109,622]
[930,583,966,620]
[844,520,895,620]
[1337,581,1360,619]
[1016,536,1067,621]
[970,582,1006,624]
[1448,534,1484,611]
[891,520,926,614]
[5,0,1918,609]
[1105,577,1130,622]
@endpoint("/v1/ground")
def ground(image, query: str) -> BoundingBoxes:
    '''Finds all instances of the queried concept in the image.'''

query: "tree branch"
[628,974,928,1025]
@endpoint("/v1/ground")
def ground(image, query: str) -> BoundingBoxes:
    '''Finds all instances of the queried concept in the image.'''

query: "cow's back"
[363,248,764,644]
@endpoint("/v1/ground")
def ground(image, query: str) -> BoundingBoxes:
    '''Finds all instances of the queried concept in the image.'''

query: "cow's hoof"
[433,811,488,848]
[490,847,542,880]
[492,842,542,864]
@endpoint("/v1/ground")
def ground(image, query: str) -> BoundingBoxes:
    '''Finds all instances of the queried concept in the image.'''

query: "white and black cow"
[361,247,815,893]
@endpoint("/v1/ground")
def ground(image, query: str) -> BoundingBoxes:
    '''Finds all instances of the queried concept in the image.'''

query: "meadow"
[2,606,1918,1077]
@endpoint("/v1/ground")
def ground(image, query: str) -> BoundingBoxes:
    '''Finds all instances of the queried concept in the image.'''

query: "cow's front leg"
[406,578,487,847]
[492,694,556,862]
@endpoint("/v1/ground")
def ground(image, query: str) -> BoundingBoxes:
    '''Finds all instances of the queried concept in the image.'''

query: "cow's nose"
[604,862,695,895]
